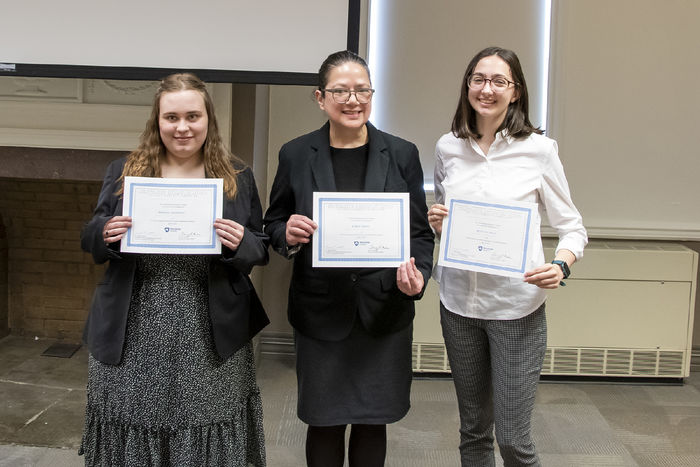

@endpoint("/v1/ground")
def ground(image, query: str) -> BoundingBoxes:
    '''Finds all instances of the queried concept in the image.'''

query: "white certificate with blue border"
[312,192,410,268]
[438,197,536,277]
[121,176,223,254]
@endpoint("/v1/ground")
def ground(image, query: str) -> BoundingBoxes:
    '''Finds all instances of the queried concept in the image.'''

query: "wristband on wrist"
[551,259,570,286]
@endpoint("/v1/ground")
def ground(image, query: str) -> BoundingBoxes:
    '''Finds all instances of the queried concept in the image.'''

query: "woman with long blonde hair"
[79,73,269,466]
[118,74,242,196]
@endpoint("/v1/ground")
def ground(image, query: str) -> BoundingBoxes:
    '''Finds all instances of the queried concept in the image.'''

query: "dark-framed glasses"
[467,74,518,92]
[322,88,375,104]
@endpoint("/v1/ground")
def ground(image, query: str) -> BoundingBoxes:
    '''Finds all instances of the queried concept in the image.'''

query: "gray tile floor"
[1,335,700,466]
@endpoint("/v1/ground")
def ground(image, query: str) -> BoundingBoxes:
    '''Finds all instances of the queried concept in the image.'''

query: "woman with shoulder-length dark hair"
[264,50,434,467]
[429,47,587,466]
[79,73,269,466]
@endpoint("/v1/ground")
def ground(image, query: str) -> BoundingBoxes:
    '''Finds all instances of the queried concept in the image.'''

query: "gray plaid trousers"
[440,302,546,467]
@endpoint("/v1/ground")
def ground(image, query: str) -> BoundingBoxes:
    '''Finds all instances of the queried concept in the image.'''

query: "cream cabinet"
[413,240,698,379]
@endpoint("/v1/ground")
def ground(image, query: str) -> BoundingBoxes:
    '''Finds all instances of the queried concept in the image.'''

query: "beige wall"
[368,0,547,182]
[246,0,700,349]
[548,0,700,239]
[363,0,700,353]
[0,78,232,152]
[256,0,368,338]
[259,85,326,337]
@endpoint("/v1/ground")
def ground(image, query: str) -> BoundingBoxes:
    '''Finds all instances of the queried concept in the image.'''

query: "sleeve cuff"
[285,243,302,258]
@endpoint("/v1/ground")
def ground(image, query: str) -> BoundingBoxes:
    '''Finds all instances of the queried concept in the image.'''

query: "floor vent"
[413,344,688,377]
[413,343,449,372]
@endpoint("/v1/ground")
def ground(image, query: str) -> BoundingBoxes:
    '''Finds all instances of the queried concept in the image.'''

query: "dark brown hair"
[451,46,542,140]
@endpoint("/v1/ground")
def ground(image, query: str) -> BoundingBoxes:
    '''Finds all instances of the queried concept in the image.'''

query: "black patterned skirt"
[80,255,265,466]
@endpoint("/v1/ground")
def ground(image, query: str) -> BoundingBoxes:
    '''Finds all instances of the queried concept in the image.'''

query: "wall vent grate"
[543,348,553,373]
[412,345,687,377]
[552,348,579,374]
[605,349,632,375]
[658,351,684,375]
[413,343,449,372]
[579,349,605,374]
[631,351,658,376]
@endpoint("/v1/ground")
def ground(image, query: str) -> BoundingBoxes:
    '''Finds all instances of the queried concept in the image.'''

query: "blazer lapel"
[115,197,124,217]
[309,122,337,192]
[363,122,389,192]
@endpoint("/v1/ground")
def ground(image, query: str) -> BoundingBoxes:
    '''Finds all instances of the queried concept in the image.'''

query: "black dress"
[295,144,413,426]
[80,254,266,466]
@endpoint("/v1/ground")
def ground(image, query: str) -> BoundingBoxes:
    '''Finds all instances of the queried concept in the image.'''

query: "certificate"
[121,176,223,254]
[438,197,537,277]
[312,192,410,268]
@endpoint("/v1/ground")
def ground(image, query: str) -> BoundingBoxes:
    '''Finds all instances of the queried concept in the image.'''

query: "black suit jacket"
[81,157,269,365]
[263,122,434,341]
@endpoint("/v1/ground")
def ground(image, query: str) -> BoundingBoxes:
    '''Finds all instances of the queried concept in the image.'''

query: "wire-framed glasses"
[322,88,375,104]
[467,74,518,92]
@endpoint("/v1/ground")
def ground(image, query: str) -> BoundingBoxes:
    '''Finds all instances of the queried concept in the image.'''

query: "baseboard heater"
[412,240,698,379]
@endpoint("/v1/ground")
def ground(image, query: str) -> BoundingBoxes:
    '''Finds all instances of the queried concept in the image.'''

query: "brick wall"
[0,178,105,341]
[0,213,8,338]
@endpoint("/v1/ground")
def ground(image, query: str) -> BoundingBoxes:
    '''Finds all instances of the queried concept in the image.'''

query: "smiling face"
[315,61,372,132]
[158,89,208,163]
[468,55,520,129]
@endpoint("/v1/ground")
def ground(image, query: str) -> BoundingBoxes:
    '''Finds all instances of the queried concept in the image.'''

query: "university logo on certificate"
[437,197,537,277]
[312,192,410,268]
[121,176,223,254]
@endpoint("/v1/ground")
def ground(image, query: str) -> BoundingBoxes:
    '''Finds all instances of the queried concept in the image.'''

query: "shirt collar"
[467,129,514,156]
[496,129,514,145]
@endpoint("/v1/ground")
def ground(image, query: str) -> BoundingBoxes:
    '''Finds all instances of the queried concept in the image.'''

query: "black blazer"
[263,122,434,341]
[81,157,270,365]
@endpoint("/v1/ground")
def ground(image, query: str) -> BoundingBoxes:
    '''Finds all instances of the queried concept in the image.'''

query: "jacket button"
[350,274,358,282]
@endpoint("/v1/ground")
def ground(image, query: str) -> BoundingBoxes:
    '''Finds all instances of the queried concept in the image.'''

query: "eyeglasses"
[321,88,375,104]
[467,74,518,92]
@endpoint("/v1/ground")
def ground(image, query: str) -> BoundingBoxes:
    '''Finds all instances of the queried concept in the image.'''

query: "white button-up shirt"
[433,130,588,320]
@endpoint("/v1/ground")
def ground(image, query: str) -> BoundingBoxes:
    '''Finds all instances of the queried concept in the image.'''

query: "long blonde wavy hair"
[119,73,243,198]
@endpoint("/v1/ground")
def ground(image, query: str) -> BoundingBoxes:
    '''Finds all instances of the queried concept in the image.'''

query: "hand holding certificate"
[121,176,223,254]
[312,192,410,268]
[437,197,537,277]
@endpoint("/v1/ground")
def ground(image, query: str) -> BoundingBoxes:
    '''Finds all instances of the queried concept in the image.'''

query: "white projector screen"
[0,0,360,84]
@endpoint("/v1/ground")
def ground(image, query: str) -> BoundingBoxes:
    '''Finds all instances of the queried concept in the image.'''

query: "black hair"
[317,50,371,90]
